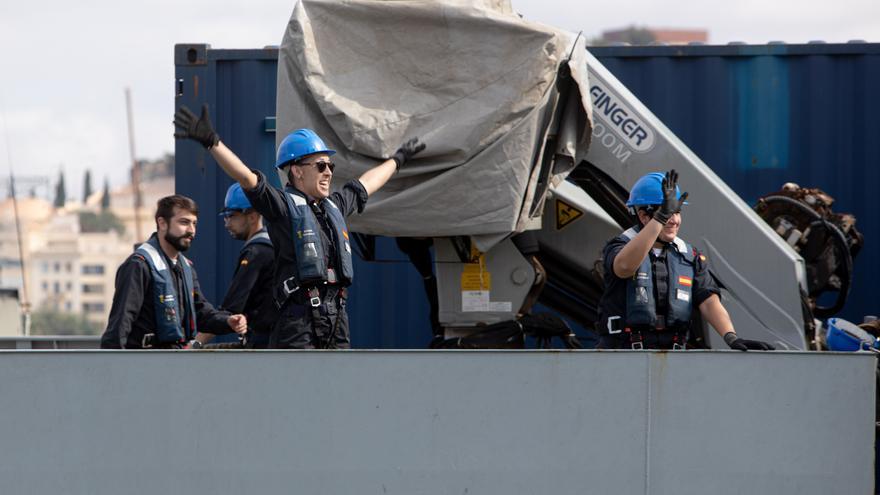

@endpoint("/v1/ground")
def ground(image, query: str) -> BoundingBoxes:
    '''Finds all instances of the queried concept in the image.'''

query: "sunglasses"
[296,160,336,173]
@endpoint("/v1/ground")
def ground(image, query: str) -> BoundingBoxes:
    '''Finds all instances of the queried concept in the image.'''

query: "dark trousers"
[597,331,685,350]
[245,332,272,349]
[270,290,349,349]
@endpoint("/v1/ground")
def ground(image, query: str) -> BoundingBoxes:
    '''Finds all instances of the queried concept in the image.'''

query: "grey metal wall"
[590,43,880,324]
[0,351,873,494]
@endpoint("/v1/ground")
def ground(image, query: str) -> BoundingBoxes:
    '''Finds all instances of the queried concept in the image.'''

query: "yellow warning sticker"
[461,262,491,291]
[556,199,584,230]
[460,245,491,290]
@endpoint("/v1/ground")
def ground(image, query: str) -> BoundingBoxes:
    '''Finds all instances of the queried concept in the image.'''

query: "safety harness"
[602,227,696,349]
[276,188,353,348]
[135,237,197,348]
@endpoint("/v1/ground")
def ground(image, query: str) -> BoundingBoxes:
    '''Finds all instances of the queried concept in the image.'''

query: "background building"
[0,154,174,334]
[598,26,709,45]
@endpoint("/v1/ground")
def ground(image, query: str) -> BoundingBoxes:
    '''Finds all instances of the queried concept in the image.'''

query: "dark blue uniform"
[597,226,720,349]
[101,233,232,349]
[220,229,277,348]
[244,170,367,349]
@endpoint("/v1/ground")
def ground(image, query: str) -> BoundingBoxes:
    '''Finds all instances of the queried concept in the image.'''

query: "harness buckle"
[282,277,299,296]
[308,288,321,308]
[607,316,622,335]
[630,330,644,350]
[141,333,156,349]
[671,332,685,350]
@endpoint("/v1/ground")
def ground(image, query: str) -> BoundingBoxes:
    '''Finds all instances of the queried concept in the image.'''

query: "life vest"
[616,227,696,331]
[135,236,197,343]
[281,187,354,287]
[243,229,272,251]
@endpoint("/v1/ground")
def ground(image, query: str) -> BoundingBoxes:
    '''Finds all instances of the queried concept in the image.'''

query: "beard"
[165,231,194,252]
[227,228,248,241]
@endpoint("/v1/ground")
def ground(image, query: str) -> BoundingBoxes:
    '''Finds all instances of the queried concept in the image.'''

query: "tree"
[83,169,93,202]
[53,169,66,208]
[30,306,102,335]
[101,178,111,210]
[79,210,125,235]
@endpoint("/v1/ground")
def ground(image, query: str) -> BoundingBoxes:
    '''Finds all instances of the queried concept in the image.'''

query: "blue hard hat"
[219,183,252,217]
[275,128,336,169]
[626,172,687,207]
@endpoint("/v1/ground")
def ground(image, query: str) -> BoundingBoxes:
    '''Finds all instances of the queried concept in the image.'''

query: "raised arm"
[612,220,662,278]
[173,104,258,190]
[359,137,426,196]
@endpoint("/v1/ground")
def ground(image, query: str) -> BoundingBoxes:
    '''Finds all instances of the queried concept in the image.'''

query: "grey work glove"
[174,104,219,149]
[653,169,689,225]
[724,332,775,351]
[391,137,426,171]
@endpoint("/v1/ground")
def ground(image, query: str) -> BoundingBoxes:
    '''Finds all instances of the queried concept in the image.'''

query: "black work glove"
[724,332,775,351]
[653,169,689,225]
[391,137,426,171]
[173,104,219,149]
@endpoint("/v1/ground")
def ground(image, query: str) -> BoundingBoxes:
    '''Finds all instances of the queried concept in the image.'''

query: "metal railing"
[0,335,101,350]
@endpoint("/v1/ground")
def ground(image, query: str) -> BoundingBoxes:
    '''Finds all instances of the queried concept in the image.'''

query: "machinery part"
[521,313,582,349]
[433,321,525,349]
[432,313,582,350]
[567,161,631,229]
[754,186,863,319]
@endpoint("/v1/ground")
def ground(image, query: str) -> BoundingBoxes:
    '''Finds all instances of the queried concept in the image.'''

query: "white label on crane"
[462,291,490,312]
[488,301,513,312]
[461,292,512,312]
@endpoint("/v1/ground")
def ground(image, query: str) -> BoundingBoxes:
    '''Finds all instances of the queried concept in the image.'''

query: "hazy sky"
[1,0,878,200]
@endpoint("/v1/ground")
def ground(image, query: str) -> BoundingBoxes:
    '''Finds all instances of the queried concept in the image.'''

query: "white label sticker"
[462,291,490,312]
[488,301,513,312]
[677,289,690,302]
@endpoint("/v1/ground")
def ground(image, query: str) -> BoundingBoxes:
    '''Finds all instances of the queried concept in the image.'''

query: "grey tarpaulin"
[277,0,592,250]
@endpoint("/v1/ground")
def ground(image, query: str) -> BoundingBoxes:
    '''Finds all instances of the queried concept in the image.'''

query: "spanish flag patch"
[678,276,693,287]
[342,230,349,240]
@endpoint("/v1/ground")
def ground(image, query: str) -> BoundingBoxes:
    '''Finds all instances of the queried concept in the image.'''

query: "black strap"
[311,286,347,349]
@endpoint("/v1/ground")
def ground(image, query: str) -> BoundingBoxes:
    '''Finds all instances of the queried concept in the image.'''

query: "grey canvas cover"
[277,0,592,250]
